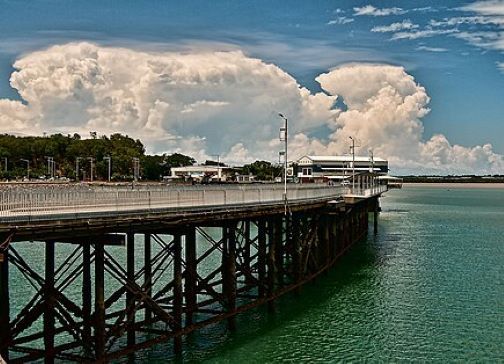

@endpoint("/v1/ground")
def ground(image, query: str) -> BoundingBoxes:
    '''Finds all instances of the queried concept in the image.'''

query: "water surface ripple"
[169,186,503,363]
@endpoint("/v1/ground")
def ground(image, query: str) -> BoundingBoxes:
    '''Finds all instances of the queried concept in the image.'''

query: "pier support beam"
[144,233,152,322]
[82,242,92,355]
[291,214,302,291]
[94,241,105,359]
[222,224,237,330]
[44,241,55,364]
[173,233,183,354]
[126,232,136,348]
[0,246,10,361]
[185,227,197,326]
[373,200,379,235]
[257,219,267,297]
[267,220,276,312]
[274,217,284,287]
[243,221,252,283]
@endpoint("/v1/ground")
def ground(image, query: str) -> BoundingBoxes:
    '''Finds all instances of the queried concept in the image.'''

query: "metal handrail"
[0,184,345,223]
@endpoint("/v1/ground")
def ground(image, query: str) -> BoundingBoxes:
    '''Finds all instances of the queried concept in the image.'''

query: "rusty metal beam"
[126,232,136,348]
[44,240,55,363]
[184,227,197,326]
[0,245,10,361]
[94,241,105,359]
[144,233,152,322]
[172,232,183,354]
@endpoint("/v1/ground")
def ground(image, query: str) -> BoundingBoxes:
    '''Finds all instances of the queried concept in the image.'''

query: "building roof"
[171,165,233,172]
[300,155,387,163]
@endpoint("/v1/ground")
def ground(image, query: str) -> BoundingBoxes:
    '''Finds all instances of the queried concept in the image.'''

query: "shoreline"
[402,182,504,189]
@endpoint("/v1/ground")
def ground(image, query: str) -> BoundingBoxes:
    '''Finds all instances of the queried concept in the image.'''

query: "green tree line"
[0,133,195,181]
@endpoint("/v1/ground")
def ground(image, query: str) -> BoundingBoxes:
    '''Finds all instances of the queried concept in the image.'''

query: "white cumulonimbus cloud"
[0,42,503,174]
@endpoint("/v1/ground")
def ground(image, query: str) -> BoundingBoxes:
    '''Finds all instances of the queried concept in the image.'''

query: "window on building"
[302,168,312,176]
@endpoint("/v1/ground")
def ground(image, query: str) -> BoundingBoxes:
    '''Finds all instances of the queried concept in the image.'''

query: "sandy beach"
[403,183,504,189]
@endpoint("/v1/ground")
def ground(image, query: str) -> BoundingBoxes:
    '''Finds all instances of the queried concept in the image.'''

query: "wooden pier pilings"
[0,196,379,362]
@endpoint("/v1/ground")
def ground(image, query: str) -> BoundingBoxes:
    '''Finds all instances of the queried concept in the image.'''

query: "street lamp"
[88,157,95,182]
[104,156,112,182]
[76,157,82,182]
[45,156,54,179]
[20,159,30,180]
[369,149,374,189]
[349,136,355,191]
[132,157,140,182]
[278,113,288,215]
[210,154,221,181]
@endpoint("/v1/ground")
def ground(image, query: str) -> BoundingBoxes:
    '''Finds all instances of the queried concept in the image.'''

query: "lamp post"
[76,157,82,182]
[211,154,221,181]
[278,113,288,215]
[21,159,30,180]
[88,157,95,182]
[132,157,140,182]
[45,156,54,178]
[369,149,374,189]
[349,136,355,191]
[104,156,111,182]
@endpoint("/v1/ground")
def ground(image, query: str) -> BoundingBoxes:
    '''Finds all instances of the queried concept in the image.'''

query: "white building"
[168,165,235,183]
[296,155,389,184]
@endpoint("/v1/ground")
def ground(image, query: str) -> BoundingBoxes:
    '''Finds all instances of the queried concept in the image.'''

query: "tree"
[241,160,282,181]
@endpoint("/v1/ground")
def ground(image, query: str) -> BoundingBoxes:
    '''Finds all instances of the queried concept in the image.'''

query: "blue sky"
[0,0,503,173]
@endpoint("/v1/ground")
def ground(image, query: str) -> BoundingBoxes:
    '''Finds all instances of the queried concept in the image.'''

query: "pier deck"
[0,183,386,362]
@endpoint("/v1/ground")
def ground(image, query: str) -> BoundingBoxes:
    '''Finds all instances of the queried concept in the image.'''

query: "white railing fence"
[0,183,387,223]
[0,184,343,223]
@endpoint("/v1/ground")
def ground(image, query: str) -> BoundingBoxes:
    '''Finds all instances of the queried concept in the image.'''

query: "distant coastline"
[403,182,504,189]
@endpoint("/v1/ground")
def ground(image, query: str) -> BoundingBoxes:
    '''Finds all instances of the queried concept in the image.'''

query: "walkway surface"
[0,183,387,225]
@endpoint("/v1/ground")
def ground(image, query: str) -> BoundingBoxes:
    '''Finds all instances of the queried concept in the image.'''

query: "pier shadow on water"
[132,227,384,363]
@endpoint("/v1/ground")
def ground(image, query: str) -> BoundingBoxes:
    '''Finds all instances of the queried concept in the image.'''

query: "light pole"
[278,113,288,215]
[88,157,95,182]
[104,156,111,182]
[349,136,355,191]
[132,157,140,182]
[45,156,54,178]
[21,159,30,180]
[76,157,82,182]
[211,154,221,181]
[369,149,374,189]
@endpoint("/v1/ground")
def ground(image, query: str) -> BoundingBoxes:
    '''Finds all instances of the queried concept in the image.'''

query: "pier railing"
[0,184,347,223]
[345,185,388,197]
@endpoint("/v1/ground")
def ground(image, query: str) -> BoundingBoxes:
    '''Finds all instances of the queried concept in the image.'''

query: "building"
[295,155,389,184]
[167,165,236,183]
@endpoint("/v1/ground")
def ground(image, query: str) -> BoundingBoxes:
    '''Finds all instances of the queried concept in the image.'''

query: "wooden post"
[330,217,338,260]
[267,220,276,312]
[221,225,237,330]
[94,241,105,359]
[374,199,378,235]
[324,216,331,266]
[257,219,267,297]
[184,228,197,326]
[144,233,152,323]
[274,217,284,286]
[292,214,302,291]
[44,241,55,364]
[173,233,183,354]
[82,242,92,355]
[126,232,135,347]
[0,246,10,361]
[243,220,251,283]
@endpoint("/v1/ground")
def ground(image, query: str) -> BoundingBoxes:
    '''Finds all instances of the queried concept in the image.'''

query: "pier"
[0,183,385,362]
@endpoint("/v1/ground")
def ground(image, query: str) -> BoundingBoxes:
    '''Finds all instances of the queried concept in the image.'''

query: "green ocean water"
[162,185,503,363]
[8,185,504,362]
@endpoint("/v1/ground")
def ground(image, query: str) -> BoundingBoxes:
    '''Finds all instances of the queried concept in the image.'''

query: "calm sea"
[9,185,504,362]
